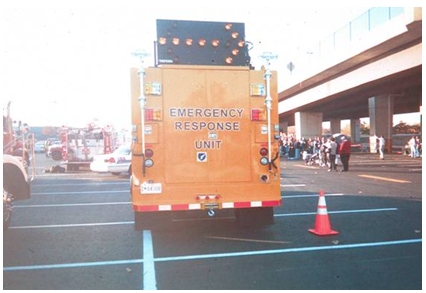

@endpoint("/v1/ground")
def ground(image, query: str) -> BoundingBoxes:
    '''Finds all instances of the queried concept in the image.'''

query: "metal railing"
[309,7,404,60]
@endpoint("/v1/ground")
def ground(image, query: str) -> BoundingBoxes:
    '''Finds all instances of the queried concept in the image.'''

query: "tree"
[42,126,57,136]
[393,121,421,134]
[360,121,370,135]
[357,121,421,135]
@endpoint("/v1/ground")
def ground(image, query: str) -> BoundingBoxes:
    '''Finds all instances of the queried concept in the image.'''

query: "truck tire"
[235,207,274,228]
[3,189,13,230]
[51,150,62,161]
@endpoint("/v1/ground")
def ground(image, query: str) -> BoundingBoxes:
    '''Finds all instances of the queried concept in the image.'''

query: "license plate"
[141,183,162,194]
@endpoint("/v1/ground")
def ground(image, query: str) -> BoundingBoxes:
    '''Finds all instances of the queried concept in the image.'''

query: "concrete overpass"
[278,7,422,151]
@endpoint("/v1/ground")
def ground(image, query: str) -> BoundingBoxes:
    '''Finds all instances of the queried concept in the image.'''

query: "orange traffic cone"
[309,190,339,236]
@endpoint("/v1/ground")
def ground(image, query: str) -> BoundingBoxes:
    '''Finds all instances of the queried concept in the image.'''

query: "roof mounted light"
[198,39,206,46]
[172,38,180,45]
[156,19,247,66]
[211,39,220,47]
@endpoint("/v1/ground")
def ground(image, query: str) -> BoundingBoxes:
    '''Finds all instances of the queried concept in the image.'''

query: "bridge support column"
[350,119,361,142]
[368,95,394,153]
[279,121,288,134]
[330,119,341,134]
[295,112,323,140]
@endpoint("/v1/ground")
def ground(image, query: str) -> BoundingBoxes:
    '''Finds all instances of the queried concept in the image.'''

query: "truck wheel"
[51,151,62,161]
[235,207,274,228]
[3,189,13,230]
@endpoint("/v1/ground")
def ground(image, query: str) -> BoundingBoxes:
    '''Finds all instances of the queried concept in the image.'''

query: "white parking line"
[8,221,134,229]
[31,190,128,195]
[282,193,344,198]
[274,208,398,217]
[4,238,421,272]
[8,207,397,229]
[15,202,131,208]
[33,182,129,187]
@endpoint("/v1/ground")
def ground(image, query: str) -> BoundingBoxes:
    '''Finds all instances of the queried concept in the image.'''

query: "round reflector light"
[260,157,269,165]
[145,159,154,168]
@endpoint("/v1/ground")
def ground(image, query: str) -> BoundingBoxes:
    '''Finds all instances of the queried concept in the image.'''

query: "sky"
[1,1,422,129]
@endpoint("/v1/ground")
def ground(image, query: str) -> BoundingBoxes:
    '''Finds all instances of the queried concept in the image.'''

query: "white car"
[90,145,131,176]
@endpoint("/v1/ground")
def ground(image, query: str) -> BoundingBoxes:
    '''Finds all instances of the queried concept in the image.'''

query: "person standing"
[319,137,328,167]
[339,137,351,171]
[375,135,386,160]
[408,136,419,158]
[324,137,338,172]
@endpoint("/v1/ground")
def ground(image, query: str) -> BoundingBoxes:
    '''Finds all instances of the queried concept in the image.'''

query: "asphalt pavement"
[3,151,422,289]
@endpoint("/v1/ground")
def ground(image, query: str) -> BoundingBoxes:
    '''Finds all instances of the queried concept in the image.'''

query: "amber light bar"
[156,19,249,66]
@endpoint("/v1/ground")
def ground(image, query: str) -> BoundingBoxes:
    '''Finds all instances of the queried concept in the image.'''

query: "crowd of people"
[279,133,422,172]
[403,135,422,158]
[278,133,351,172]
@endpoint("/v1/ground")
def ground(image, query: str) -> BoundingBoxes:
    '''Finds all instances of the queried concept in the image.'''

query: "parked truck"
[50,125,116,171]
[130,19,281,230]
[3,102,33,229]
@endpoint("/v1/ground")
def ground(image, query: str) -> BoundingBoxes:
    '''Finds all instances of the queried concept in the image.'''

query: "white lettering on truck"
[169,107,244,151]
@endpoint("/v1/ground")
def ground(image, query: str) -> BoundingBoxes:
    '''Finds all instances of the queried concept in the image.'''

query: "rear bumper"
[133,199,282,212]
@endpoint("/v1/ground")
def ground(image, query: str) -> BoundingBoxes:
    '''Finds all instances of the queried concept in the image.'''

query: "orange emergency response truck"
[130,19,281,229]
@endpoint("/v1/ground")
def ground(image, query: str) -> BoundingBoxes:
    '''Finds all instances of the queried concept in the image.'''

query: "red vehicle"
[51,124,117,171]
[3,102,34,229]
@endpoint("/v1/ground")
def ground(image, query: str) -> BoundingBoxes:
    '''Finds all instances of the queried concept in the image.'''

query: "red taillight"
[145,149,154,158]
[251,108,266,121]
[195,194,220,200]
[145,109,162,121]
[259,148,268,156]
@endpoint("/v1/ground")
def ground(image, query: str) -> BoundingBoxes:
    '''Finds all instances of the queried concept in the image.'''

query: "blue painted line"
[142,230,157,290]
[154,238,422,263]
[7,208,397,229]
[3,239,421,272]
